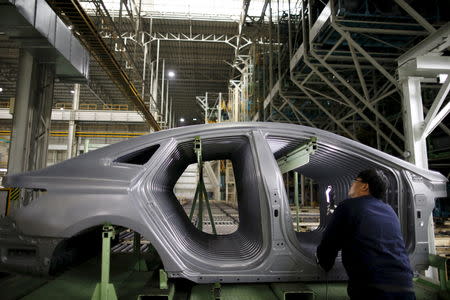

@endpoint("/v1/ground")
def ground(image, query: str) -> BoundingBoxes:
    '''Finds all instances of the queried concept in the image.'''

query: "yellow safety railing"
[0,130,146,138]
[54,102,73,109]
[0,101,10,108]
[52,102,138,111]
[79,103,98,110]
[103,104,129,111]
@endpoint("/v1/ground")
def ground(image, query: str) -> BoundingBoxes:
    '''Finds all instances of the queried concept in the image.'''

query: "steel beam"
[394,0,436,33]
[422,75,450,138]
[310,51,405,143]
[398,23,450,67]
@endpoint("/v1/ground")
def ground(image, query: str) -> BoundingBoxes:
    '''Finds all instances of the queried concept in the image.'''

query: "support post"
[161,59,165,118]
[218,93,222,123]
[400,77,428,169]
[8,50,55,174]
[400,74,436,279]
[141,43,148,99]
[205,92,209,123]
[67,84,80,159]
[152,40,160,106]
[84,138,90,153]
[301,174,305,207]
[165,86,169,126]
[133,232,147,271]
[91,224,118,300]
[8,50,34,174]
[294,171,300,231]
[215,161,221,201]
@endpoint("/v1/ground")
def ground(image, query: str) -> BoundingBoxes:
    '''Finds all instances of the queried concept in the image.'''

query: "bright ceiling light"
[0,87,3,92]
[70,90,75,94]
[438,74,448,84]
[193,118,197,121]
[180,118,185,122]
[168,71,175,78]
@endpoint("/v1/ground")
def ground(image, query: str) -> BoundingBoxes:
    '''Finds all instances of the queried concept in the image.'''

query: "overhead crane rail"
[46,0,160,131]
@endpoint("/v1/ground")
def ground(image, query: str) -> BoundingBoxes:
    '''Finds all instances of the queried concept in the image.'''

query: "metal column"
[399,72,440,279]
[205,92,209,124]
[8,50,34,175]
[161,59,165,118]
[218,93,222,123]
[8,49,55,175]
[67,84,80,159]
[300,174,306,207]
[294,172,300,231]
[152,40,160,108]
[400,77,428,169]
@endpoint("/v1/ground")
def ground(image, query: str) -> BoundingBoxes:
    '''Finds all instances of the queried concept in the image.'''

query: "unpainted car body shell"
[0,123,446,283]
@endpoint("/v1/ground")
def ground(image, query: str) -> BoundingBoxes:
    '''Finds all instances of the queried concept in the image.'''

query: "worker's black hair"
[357,169,388,199]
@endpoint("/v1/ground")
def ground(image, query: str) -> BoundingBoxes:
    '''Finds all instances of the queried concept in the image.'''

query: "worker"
[316,169,415,300]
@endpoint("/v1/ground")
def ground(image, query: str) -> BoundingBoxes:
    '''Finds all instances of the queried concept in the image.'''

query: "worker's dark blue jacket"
[317,195,414,289]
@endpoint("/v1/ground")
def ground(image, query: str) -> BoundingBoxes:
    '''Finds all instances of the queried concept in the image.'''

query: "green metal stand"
[212,282,221,299]
[189,136,217,235]
[428,254,450,291]
[133,232,148,271]
[160,269,168,290]
[91,224,118,300]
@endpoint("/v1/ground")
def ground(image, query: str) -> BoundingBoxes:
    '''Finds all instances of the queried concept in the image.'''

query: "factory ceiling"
[0,0,449,175]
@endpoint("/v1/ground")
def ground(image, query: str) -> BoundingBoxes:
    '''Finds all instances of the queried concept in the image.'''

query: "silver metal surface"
[0,122,447,283]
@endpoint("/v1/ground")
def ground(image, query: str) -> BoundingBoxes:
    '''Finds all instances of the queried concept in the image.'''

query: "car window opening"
[115,144,160,165]
[174,159,239,235]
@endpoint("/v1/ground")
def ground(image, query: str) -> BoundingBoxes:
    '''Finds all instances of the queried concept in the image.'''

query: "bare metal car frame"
[0,123,447,283]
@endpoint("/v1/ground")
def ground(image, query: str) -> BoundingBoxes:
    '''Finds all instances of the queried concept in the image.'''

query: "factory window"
[114,144,160,165]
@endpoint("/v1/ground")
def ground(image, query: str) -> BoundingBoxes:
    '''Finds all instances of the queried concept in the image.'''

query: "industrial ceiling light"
[168,71,175,78]
[438,74,448,84]
[70,90,75,94]
[193,118,197,121]
[0,87,3,92]
[180,118,185,122]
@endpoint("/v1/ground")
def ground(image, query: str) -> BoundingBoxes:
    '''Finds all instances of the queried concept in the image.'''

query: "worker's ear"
[362,183,369,192]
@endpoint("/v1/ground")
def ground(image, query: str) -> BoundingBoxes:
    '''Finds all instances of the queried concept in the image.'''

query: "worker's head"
[348,169,387,199]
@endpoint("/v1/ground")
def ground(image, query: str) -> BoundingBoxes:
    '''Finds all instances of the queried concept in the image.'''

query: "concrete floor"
[0,253,447,300]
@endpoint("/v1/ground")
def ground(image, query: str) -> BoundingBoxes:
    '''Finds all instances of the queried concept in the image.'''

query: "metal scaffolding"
[47,0,160,131]
[252,0,449,162]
